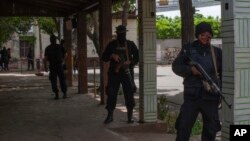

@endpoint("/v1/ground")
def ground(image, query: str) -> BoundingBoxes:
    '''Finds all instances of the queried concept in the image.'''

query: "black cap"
[195,22,213,38]
[115,25,128,33]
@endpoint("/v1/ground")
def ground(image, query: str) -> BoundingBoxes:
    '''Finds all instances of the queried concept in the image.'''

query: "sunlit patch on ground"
[0,73,36,77]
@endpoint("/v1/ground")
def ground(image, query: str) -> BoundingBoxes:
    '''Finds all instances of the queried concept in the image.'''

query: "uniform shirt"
[44,44,66,66]
[0,48,8,62]
[172,40,222,100]
[27,50,34,59]
[102,40,139,72]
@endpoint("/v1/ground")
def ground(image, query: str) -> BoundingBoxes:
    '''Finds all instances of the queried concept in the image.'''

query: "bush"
[157,95,203,135]
[156,14,221,39]
[157,95,169,120]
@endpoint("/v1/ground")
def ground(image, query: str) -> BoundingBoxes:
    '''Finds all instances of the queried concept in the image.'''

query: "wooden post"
[99,0,112,104]
[93,60,96,98]
[77,12,88,94]
[63,18,73,87]
[179,0,194,45]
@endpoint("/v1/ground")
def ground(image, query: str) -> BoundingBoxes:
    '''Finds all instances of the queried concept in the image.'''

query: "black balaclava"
[117,32,126,44]
[50,35,57,45]
[115,25,127,44]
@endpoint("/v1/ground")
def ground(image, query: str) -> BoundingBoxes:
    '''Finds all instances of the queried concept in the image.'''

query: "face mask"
[117,33,126,43]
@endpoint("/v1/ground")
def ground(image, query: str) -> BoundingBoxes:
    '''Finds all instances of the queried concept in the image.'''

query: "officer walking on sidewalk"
[44,35,67,100]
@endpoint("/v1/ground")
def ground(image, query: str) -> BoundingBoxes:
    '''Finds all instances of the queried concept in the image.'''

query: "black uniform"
[44,43,67,97]
[27,48,34,70]
[172,40,222,141]
[0,47,8,71]
[102,39,139,112]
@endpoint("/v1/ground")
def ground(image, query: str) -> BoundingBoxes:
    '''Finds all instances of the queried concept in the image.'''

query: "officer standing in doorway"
[44,35,67,100]
[102,25,139,124]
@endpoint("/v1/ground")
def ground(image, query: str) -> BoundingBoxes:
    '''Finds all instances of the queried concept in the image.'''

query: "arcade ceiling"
[0,0,118,17]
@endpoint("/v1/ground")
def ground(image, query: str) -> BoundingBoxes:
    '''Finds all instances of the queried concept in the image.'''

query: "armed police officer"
[102,25,139,124]
[44,35,67,100]
[172,22,222,141]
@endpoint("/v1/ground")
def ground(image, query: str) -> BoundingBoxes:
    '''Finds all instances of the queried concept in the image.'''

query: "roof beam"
[18,0,75,12]
[50,0,87,7]
[0,1,68,17]
[0,0,117,17]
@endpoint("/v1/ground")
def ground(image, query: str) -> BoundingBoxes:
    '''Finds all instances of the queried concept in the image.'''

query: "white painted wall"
[156,38,222,64]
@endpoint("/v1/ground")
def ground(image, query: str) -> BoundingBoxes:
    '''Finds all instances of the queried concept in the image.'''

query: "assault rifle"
[114,53,136,92]
[185,56,232,109]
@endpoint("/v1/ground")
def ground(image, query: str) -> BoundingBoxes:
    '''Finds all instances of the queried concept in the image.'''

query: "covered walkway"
[0,70,202,141]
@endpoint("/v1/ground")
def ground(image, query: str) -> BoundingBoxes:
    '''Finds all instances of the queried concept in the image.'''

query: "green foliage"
[0,17,34,45]
[0,17,57,46]
[112,0,136,12]
[20,36,36,45]
[157,95,203,135]
[191,119,203,135]
[0,19,13,45]
[156,14,221,39]
[156,16,181,39]
[37,17,57,35]
[10,17,34,34]
[157,95,169,120]
[164,111,178,133]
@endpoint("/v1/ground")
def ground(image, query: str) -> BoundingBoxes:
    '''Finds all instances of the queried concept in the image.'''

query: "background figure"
[27,47,34,71]
[60,40,67,71]
[5,48,11,71]
[73,54,78,74]
[172,22,222,141]
[0,49,2,70]
[44,35,67,100]
[102,25,139,124]
[0,47,8,71]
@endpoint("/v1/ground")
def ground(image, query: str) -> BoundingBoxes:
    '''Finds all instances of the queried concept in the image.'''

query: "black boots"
[104,110,134,124]
[63,93,67,99]
[54,93,59,100]
[104,110,113,124]
[54,93,67,99]
[127,110,134,123]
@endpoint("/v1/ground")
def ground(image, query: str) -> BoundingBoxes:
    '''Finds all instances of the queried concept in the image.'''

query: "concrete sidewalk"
[0,69,207,141]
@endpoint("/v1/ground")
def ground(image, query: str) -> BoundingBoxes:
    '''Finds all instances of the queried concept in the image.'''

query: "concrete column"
[77,12,88,94]
[63,18,73,87]
[99,0,112,104]
[221,0,250,140]
[138,0,157,122]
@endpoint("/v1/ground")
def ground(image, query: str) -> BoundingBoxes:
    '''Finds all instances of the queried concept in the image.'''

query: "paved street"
[87,65,184,106]
[155,65,183,105]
